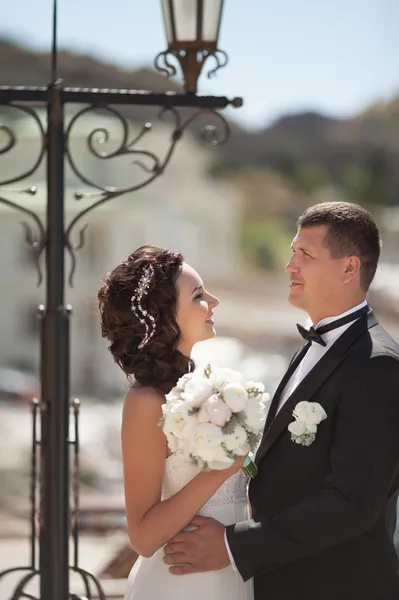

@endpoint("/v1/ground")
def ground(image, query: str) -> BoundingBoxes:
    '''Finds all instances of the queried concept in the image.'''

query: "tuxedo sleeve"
[226,354,399,582]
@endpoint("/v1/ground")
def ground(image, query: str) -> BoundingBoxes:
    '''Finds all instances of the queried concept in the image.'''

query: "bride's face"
[176,263,219,356]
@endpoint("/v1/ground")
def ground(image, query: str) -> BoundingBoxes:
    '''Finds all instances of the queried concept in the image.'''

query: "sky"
[1,0,398,131]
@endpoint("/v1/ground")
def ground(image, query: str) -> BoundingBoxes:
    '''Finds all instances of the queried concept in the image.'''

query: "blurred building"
[0,109,242,394]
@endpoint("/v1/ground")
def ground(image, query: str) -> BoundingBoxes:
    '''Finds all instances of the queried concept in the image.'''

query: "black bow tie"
[297,305,369,346]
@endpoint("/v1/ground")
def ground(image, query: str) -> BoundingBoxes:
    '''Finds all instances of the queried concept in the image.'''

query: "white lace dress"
[123,451,254,600]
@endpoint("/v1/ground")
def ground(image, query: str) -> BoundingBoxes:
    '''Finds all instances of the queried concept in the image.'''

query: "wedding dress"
[123,450,254,600]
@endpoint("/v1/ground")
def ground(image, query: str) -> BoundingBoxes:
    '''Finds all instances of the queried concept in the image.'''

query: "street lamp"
[157,0,227,93]
[0,1,242,600]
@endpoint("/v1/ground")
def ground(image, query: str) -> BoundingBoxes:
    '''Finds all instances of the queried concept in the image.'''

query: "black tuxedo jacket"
[226,311,399,599]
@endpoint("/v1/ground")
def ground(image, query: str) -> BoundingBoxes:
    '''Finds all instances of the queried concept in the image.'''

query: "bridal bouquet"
[159,365,269,477]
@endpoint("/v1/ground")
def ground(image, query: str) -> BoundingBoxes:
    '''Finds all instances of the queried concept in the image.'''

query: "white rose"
[209,367,243,390]
[181,377,214,407]
[196,444,235,470]
[197,394,232,427]
[223,424,249,454]
[241,398,267,432]
[175,372,194,392]
[163,429,183,453]
[164,389,182,405]
[222,383,248,412]
[305,423,318,433]
[293,401,327,426]
[163,401,197,444]
[189,422,224,457]
[288,419,307,437]
[261,392,271,404]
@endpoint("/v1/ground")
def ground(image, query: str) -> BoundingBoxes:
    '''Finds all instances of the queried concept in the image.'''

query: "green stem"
[241,458,258,478]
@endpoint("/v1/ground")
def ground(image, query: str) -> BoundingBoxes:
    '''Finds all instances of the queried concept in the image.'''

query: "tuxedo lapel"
[263,343,310,432]
[255,348,346,464]
[255,311,377,465]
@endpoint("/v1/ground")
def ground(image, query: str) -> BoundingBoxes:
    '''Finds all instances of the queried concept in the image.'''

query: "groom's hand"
[163,515,230,575]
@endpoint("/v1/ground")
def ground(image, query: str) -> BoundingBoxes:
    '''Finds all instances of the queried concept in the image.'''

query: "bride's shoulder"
[123,385,165,421]
[121,385,167,455]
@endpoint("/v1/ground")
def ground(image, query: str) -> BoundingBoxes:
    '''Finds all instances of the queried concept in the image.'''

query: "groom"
[163,201,399,599]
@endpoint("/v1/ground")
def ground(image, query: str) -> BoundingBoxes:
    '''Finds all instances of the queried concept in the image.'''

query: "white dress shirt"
[224,300,368,572]
[277,300,368,412]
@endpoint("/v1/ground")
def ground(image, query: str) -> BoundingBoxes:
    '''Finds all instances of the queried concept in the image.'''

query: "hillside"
[1,38,398,206]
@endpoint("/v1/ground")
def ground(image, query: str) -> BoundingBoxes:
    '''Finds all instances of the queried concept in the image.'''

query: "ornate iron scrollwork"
[64,104,231,285]
[0,106,47,285]
[155,47,229,91]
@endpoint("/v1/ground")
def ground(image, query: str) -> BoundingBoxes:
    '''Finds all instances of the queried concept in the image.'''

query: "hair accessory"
[130,264,156,349]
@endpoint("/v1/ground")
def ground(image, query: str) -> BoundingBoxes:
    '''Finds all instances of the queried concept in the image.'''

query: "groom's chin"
[288,292,304,310]
[288,292,298,306]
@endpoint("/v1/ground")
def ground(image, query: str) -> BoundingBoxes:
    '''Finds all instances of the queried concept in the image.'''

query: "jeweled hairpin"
[130,264,156,350]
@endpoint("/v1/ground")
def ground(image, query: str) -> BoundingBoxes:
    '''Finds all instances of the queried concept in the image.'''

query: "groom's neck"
[308,295,367,326]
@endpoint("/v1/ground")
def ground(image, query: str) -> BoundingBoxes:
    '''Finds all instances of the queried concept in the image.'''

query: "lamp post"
[0,2,242,600]
[157,0,227,93]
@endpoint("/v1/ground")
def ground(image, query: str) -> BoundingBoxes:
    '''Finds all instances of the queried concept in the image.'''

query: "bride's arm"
[121,387,241,558]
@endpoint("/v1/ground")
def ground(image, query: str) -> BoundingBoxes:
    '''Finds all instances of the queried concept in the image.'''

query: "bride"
[98,245,253,600]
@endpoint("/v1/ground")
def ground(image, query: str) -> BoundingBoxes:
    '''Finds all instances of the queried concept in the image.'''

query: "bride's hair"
[98,245,194,393]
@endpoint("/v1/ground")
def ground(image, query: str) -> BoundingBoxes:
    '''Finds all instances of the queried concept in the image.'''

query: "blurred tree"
[341,165,374,203]
[241,218,292,271]
[290,164,327,194]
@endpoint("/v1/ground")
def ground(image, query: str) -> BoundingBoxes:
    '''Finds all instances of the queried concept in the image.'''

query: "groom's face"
[285,225,347,321]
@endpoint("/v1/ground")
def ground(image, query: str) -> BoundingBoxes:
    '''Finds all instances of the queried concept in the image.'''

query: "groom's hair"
[297,201,381,291]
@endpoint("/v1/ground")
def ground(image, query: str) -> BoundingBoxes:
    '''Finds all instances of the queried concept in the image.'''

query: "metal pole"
[39,80,70,600]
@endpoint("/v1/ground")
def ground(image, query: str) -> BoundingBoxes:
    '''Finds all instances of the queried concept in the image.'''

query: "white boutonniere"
[288,401,327,446]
